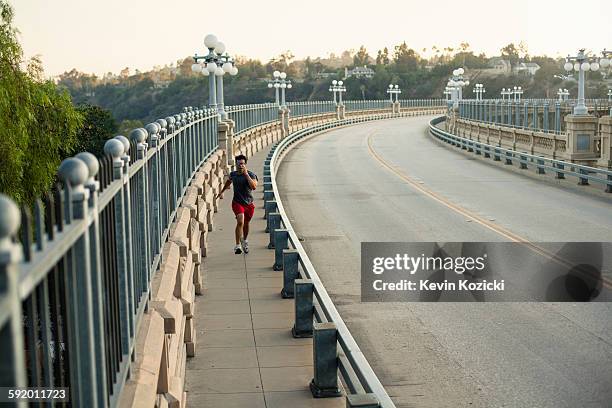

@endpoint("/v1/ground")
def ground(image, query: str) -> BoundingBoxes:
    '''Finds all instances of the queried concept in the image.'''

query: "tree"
[118,119,144,136]
[393,42,420,72]
[0,1,83,205]
[353,45,370,66]
[376,47,390,65]
[518,41,529,61]
[75,105,118,157]
[501,43,520,68]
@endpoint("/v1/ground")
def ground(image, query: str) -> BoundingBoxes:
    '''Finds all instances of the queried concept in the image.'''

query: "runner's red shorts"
[232,201,255,222]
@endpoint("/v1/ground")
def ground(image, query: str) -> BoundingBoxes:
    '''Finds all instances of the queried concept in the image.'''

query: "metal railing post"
[281,249,299,298]
[292,279,313,338]
[267,212,281,248]
[76,152,109,407]
[0,195,27,401]
[273,229,289,270]
[58,158,99,407]
[310,322,341,398]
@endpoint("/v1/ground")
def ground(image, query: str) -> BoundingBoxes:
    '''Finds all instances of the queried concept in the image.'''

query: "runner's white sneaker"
[241,239,249,254]
[234,245,242,254]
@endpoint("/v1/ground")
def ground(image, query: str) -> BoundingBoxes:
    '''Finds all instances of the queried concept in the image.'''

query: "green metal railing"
[0,107,219,407]
[457,98,611,134]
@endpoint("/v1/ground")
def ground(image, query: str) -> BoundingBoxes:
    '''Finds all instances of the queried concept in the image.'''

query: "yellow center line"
[366,132,611,290]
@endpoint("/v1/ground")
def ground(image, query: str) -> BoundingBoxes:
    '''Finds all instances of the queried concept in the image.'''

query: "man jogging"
[216,155,258,254]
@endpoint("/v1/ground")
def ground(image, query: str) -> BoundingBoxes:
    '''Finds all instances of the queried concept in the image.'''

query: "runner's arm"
[245,171,257,190]
[216,178,232,199]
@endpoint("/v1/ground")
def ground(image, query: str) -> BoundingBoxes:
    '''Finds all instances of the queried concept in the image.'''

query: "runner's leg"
[235,213,244,245]
[243,203,254,239]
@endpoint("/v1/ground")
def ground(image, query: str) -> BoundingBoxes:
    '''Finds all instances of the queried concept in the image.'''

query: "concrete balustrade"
[448,105,612,168]
[120,147,227,408]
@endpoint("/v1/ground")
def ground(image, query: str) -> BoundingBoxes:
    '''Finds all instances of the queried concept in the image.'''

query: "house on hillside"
[487,57,512,74]
[316,72,337,79]
[344,65,375,79]
[514,62,541,76]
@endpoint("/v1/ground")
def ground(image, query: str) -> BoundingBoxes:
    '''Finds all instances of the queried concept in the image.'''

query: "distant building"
[487,58,512,74]
[315,72,337,79]
[514,62,541,76]
[153,80,171,89]
[344,65,375,79]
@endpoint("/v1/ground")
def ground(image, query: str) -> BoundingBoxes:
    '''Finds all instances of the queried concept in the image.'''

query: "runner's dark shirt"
[229,170,257,205]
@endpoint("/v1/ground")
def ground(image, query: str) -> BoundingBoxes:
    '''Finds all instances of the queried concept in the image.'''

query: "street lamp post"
[512,86,523,102]
[444,86,452,101]
[387,84,401,102]
[472,83,485,101]
[557,88,570,102]
[598,49,611,77]
[193,34,238,120]
[500,88,513,101]
[267,71,292,107]
[563,49,601,115]
[387,84,401,113]
[447,68,469,108]
[329,80,346,119]
[329,81,338,104]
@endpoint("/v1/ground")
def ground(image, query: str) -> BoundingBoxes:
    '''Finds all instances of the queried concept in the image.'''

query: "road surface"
[276,115,612,408]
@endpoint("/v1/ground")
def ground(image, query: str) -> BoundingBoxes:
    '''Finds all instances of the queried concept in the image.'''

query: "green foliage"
[0,1,83,205]
[75,105,118,157]
[118,119,144,136]
[353,46,370,66]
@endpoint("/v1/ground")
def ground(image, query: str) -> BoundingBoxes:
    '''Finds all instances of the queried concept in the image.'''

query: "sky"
[11,0,612,77]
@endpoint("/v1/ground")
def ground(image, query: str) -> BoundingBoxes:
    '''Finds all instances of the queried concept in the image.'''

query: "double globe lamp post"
[329,80,347,119]
[192,34,238,121]
[447,68,469,108]
[387,84,402,114]
[472,83,485,101]
[267,71,292,108]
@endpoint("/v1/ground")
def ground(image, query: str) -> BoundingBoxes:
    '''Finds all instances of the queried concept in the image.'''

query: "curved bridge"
[2,96,610,407]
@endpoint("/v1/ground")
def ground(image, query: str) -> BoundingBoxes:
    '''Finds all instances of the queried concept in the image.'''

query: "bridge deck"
[185,145,343,407]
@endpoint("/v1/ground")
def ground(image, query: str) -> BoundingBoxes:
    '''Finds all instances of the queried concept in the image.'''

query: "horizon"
[12,0,611,78]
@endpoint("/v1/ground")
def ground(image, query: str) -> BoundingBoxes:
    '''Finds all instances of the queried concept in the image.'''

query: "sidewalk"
[185,145,343,408]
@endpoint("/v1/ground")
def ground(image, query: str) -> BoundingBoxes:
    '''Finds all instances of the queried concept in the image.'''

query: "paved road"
[276,115,612,408]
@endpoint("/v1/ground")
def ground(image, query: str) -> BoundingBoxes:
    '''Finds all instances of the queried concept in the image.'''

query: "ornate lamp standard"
[329,80,346,105]
[387,84,401,114]
[472,83,485,100]
[500,88,513,101]
[444,86,452,101]
[557,88,570,102]
[563,49,600,115]
[448,68,469,108]
[329,80,346,119]
[512,86,523,102]
[387,84,401,102]
[192,34,238,120]
[267,71,292,107]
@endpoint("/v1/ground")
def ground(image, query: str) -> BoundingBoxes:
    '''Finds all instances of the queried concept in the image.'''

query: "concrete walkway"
[185,145,343,408]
